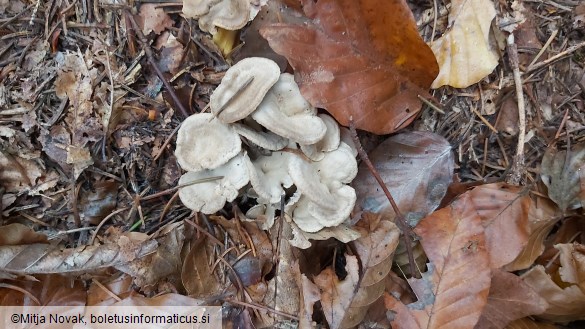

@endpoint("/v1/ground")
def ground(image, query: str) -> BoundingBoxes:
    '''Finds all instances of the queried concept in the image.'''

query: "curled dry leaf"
[468,183,530,268]
[475,269,548,329]
[261,0,439,134]
[354,131,454,223]
[386,194,491,329]
[540,144,585,212]
[313,255,360,329]
[430,0,499,88]
[522,243,585,322]
[338,213,400,328]
[0,238,157,277]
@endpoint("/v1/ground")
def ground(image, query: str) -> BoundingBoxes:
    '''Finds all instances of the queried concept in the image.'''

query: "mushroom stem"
[348,119,419,279]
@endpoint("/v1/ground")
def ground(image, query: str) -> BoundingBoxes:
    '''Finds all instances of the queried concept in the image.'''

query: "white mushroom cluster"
[175,57,359,233]
[182,0,267,34]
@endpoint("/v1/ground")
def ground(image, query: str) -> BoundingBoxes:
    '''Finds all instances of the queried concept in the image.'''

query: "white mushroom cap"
[178,153,251,214]
[287,143,358,232]
[210,57,280,123]
[232,123,288,151]
[175,113,241,172]
[339,127,358,157]
[245,151,293,204]
[300,114,341,161]
[183,0,251,34]
[251,73,326,145]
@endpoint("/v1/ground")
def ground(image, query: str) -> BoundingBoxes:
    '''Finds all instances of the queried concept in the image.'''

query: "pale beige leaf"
[294,261,321,329]
[475,270,548,329]
[387,194,491,329]
[431,0,499,88]
[522,263,585,322]
[138,4,173,35]
[313,255,359,329]
[556,243,585,293]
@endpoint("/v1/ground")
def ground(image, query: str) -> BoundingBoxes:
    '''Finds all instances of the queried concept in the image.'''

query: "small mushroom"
[210,57,280,123]
[245,151,293,204]
[300,114,341,161]
[252,73,326,145]
[178,153,251,214]
[287,143,358,232]
[175,113,241,172]
[232,123,288,151]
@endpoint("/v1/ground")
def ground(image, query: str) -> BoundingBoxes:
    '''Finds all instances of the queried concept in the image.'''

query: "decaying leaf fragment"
[522,243,585,322]
[338,213,400,328]
[430,0,499,88]
[540,144,585,212]
[386,194,491,329]
[475,269,548,329]
[261,0,439,134]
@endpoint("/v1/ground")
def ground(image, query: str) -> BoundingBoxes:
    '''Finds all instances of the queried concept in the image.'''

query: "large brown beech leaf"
[386,194,491,329]
[260,0,439,134]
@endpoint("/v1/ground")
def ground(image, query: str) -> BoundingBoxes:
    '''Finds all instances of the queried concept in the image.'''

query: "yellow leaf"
[431,0,499,88]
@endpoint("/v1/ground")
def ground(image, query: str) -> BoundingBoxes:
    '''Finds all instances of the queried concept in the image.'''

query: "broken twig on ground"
[349,119,418,278]
[506,34,526,185]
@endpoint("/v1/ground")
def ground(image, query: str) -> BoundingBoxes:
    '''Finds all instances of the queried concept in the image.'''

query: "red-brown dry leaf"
[354,131,454,222]
[386,194,491,329]
[313,255,360,329]
[504,195,560,271]
[468,183,530,269]
[260,0,438,134]
[505,318,559,329]
[0,274,86,306]
[0,223,47,246]
[475,270,548,329]
[181,236,222,298]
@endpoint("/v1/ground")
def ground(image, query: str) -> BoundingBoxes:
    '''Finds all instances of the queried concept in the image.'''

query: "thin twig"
[526,40,585,73]
[348,119,418,278]
[506,34,526,185]
[125,11,190,117]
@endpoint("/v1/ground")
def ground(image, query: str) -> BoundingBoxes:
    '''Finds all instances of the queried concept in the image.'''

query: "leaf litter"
[1,0,585,328]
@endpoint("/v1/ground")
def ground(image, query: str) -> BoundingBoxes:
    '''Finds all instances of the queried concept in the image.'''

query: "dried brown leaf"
[354,131,454,223]
[181,236,221,298]
[87,274,136,306]
[468,183,530,268]
[522,244,585,322]
[0,238,157,276]
[505,195,560,271]
[80,181,118,225]
[0,274,86,306]
[0,151,42,193]
[541,144,585,212]
[475,270,548,329]
[261,0,438,134]
[0,223,47,246]
[337,213,400,328]
[313,255,360,329]
[294,261,320,329]
[386,194,491,329]
[505,318,559,329]
[138,4,173,35]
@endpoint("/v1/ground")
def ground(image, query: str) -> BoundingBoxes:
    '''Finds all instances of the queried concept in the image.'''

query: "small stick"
[526,40,585,73]
[348,119,418,278]
[125,11,190,117]
[506,34,526,185]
